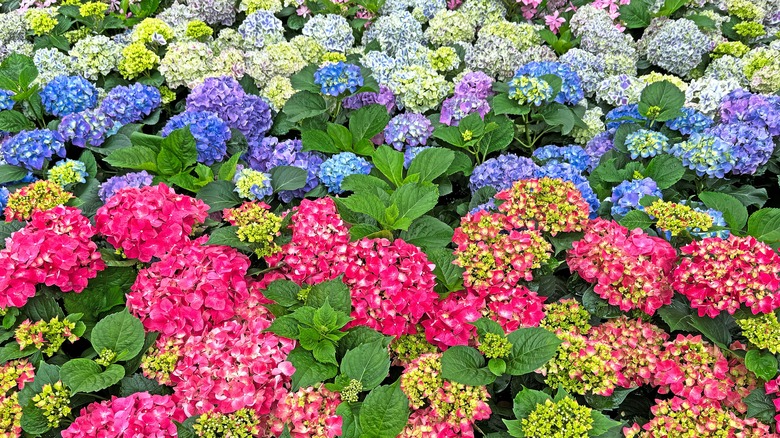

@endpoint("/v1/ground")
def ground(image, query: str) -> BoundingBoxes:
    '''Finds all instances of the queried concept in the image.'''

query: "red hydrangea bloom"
[652,334,733,405]
[495,177,590,235]
[127,237,251,339]
[484,286,546,333]
[0,206,104,309]
[264,198,352,285]
[588,317,668,386]
[673,235,780,317]
[270,386,342,438]
[422,289,483,349]
[170,318,295,418]
[567,219,677,315]
[61,392,185,437]
[453,210,552,291]
[95,183,208,262]
[344,238,438,337]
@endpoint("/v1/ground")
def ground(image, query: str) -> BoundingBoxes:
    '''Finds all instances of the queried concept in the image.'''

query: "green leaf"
[699,192,748,231]
[218,153,241,181]
[398,216,453,250]
[283,91,327,123]
[158,127,198,175]
[270,165,308,193]
[105,146,159,172]
[471,318,505,337]
[688,312,733,350]
[287,347,338,390]
[263,280,302,307]
[656,0,687,16]
[745,388,776,424]
[129,132,162,152]
[290,64,320,93]
[488,358,507,376]
[21,404,50,435]
[491,93,529,116]
[638,81,685,121]
[341,341,390,390]
[433,125,464,148]
[61,359,125,393]
[407,147,455,183]
[205,226,254,252]
[372,146,405,187]
[341,174,391,193]
[90,310,146,361]
[512,387,551,419]
[21,295,64,321]
[506,327,562,375]
[0,164,29,184]
[582,288,624,319]
[328,123,353,150]
[196,180,241,213]
[267,315,300,339]
[479,114,515,154]
[644,155,684,190]
[119,374,165,397]
[389,183,439,230]
[745,350,778,381]
[619,0,652,28]
[339,193,388,224]
[349,104,390,141]
[305,278,352,314]
[0,110,34,132]
[62,267,135,321]
[747,208,780,244]
[302,129,340,153]
[720,185,767,209]
[618,210,653,230]
[538,105,577,135]
[0,221,24,248]
[0,342,35,363]
[359,383,410,438]
[313,340,338,365]
[590,410,622,436]
[428,248,464,293]
[441,345,496,386]
[657,298,696,332]
[585,387,636,410]
[337,402,363,438]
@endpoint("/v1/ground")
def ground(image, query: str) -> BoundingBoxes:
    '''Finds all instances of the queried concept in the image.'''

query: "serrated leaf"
[270,165,308,192]
[745,350,778,381]
[398,216,453,250]
[61,360,125,393]
[283,91,327,122]
[618,210,653,230]
[196,180,240,213]
[505,328,562,375]
[287,347,338,390]
[341,341,390,390]
[644,154,684,190]
[263,280,302,307]
[90,310,146,361]
[512,387,551,419]
[441,346,495,386]
[638,81,685,121]
[349,104,390,142]
[104,146,159,172]
[747,208,780,245]
[699,191,748,231]
[359,383,409,438]
[407,147,455,183]
[372,146,404,187]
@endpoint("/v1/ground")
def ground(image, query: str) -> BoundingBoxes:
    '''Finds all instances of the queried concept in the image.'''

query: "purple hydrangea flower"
[161,111,232,165]
[469,154,539,193]
[439,95,490,127]
[0,186,9,212]
[98,171,154,201]
[314,62,364,96]
[342,85,396,113]
[718,89,780,136]
[666,107,713,135]
[532,144,590,173]
[58,109,120,148]
[99,83,161,125]
[454,72,494,99]
[40,75,99,117]
[251,138,324,203]
[384,113,433,150]
[708,122,774,175]
[584,129,615,170]
[0,129,66,170]
[610,178,662,217]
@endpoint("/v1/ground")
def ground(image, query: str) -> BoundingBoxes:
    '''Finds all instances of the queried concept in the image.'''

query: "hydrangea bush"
[0,0,780,436]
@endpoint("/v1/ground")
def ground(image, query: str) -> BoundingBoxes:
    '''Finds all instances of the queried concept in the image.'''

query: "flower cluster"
[193,409,262,437]
[58,109,120,148]
[47,159,88,187]
[521,397,594,438]
[652,334,733,403]
[40,75,98,117]
[610,178,662,217]
[61,392,185,437]
[318,152,373,194]
[95,183,209,262]
[514,62,584,105]
[666,132,735,178]
[3,179,73,221]
[0,206,104,309]
[233,167,273,200]
[567,219,677,315]
[15,317,78,356]
[223,202,283,257]
[384,113,433,150]
[645,199,713,237]
[99,83,162,125]
[508,75,553,106]
[666,107,713,135]
[624,129,668,159]
[673,235,780,317]
[543,331,626,396]
[270,386,342,438]
[588,317,668,386]
[314,62,364,96]
[495,177,591,235]
[98,171,154,202]
[737,313,780,354]
[532,145,591,173]
[469,154,538,193]
[0,129,66,170]
[540,299,591,334]
[161,111,232,165]
[31,381,71,428]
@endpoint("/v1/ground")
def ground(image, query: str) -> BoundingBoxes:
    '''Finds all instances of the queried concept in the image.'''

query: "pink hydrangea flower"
[422,289,483,349]
[567,219,677,315]
[170,318,295,417]
[127,237,251,339]
[95,183,208,262]
[61,392,185,437]
[344,238,438,337]
[588,317,668,386]
[673,235,780,317]
[400,407,475,438]
[270,386,342,438]
[0,206,104,309]
[484,286,546,333]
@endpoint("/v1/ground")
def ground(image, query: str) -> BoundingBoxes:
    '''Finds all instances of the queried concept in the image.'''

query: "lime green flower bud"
[32,381,71,428]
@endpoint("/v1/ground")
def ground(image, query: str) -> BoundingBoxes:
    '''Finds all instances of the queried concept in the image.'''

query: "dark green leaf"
[505,328,562,375]
[644,155,684,190]
[619,0,652,28]
[747,208,780,244]
[638,81,685,121]
[61,360,125,393]
[302,129,340,153]
[287,347,338,390]
[745,388,776,424]
[21,404,50,435]
[372,146,404,187]
[263,280,302,307]
[699,191,748,231]
[349,104,390,141]
[590,410,622,436]
[270,165,308,192]
[407,147,455,183]
[341,341,390,390]
[196,180,241,213]
[0,164,29,184]
[618,210,653,230]
[359,383,410,438]
[398,216,453,250]
[512,387,551,419]
[90,310,145,361]
[205,226,254,252]
[283,91,328,122]
[305,278,352,314]
[104,146,159,172]
[119,374,165,397]
[745,350,778,381]
[441,346,495,386]
[0,110,34,132]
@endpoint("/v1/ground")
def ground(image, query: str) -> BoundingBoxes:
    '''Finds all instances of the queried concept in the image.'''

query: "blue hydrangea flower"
[384,113,433,150]
[98,171,154,201]
[58,109,121,148]
[403,146,428,168]
[0,90,14,111]
[535,162,600,216]
[624,129,669,160]
[666,132,735,178]
[584,129,615,171]
[318,152,372,194]
[234,167,273,200]
[666,107,713,135]
[708,122,774,175]
[0,186,9,212]
[40,75,99,117]
[0,129,66,170]
[469,154,538,194]
[610,178,662,217]
[513,62,584,105]
[314,62,364,96]
[605,104,647,130]
[99,83,161,125]
[256,138,324,203]
[162,111,232,165]
[532,145,590,173]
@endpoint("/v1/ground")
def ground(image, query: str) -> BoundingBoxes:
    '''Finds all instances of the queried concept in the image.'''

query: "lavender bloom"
[666,107,713,135]
[98,171,154,201]
[162,111,232,165]
[0,129,66,170]
[384,113,433,150]
[718,89,780,136]
[254,138,324,203]
[439,95,490,126]
[708,122,774,175]
[454,72,494,99]
[58,109,120,148]
[469,154,538,193]
[584,129,615,170]
[610,178,662,217]
[342,85,396,113]
[99,83,161,125]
